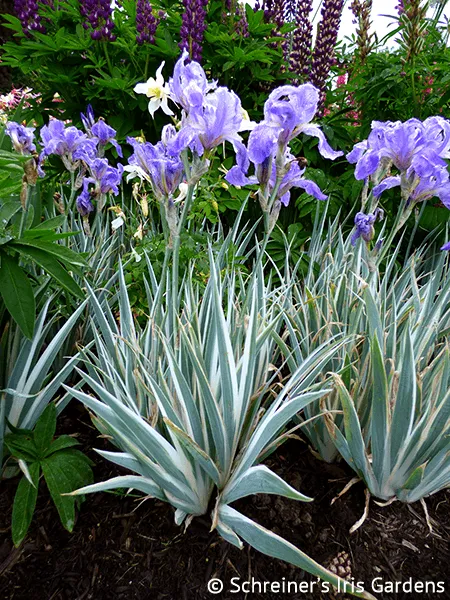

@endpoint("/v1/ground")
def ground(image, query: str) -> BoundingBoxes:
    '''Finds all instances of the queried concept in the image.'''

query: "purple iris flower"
[5,121,36,155]
[168,49,216,114]
[40,119,97,170]
[351,209,383,246]
[169,86,247,159]
[441,241,450,251]
[75,158,123,216]
[126,125,184,199]
[372,154,450,209]
[87,158,123,195]
[248,84,343,164]
[80,104,96,132]
[80,105,122,158]
[226,146,327,206]
[422,116,450,159]
[91,120,123,157]
[76,180,95,216]
[347,119,447,181]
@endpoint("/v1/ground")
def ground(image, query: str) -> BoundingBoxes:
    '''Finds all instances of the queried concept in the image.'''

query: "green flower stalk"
[350,0,375,64]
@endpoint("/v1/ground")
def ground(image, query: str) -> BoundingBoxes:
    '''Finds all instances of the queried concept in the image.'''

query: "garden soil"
[1,404,449,600]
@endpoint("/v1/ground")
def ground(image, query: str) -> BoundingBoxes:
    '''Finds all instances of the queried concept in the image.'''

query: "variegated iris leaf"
[65,256,374,599]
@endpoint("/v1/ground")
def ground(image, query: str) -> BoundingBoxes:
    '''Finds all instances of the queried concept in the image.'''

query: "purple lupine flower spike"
[310,0,345,112]
[136,0,160,45]
[235,2,249,37]
[80,0,116,41]
[14,0,45,35]
[289,0,313,81]
[179,0,209,62]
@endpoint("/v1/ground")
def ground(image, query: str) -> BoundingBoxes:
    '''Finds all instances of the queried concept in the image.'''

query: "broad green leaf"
[5,432,38,462]
[11,462,40,547]
[41,449,93,532]
[33,403,57,456]
[33,215,66,230]
[45,435,80,457]
[0,200,21,224]
[13,244,84,298]
[0,251,35,338]
[11,239,87,269]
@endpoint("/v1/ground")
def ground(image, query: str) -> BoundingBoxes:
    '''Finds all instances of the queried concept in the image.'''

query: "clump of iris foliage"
[0,0,450,595]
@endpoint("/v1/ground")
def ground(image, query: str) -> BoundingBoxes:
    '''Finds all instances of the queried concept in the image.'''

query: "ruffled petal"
[347,141,368,164]
[297,178,328,201]
[372,175,401,197]
[354,149,381,180]
[248,122,281,165]
[300,124,343,160]
[225,165,256,187]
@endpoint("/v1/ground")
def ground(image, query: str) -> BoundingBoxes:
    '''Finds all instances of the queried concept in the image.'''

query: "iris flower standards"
[347,117,450,259]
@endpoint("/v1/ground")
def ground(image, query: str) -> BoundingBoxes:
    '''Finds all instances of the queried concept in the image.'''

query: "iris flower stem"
[373,191,410,267]
[18,183,33,238]
[171,183,195,344]
[68,170,77,213]
[159,198,171,244]
[264,175,284,236]
[404,199,427,262]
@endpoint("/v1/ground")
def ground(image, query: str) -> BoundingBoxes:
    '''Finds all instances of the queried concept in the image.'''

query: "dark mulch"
[1,404,449,600]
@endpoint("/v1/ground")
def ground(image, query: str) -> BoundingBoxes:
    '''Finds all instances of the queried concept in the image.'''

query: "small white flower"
[134,62,174,118]
[172,182,189,204]
[239,108,256,132]
[111,216,124,231]
[131,247,142,263]
[123,164,151,183]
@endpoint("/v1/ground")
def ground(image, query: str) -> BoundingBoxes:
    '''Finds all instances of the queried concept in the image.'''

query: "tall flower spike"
[351,0,374,65]
[14,0,45,35]
[310,0,345,112]
[179,0,209,62]
[289,0,314,81]
[235,1,249,37]
[397,0,428,63]
[80,0,116,41]
[136,0,160,45]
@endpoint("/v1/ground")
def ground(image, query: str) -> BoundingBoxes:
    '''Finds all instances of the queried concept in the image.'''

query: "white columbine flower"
[134,62,174,118]
[111,216,124,232]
